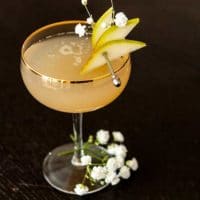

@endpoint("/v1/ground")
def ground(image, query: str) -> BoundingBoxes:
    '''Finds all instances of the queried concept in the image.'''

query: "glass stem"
[71,113,84,166]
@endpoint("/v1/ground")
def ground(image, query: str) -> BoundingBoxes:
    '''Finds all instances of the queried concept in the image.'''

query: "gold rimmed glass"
[20,21,131,195]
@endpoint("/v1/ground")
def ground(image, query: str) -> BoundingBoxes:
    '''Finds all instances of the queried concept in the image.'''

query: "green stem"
[57,150,74,156]
[82,173,87,184]
[82,166,90,184]
[89,163,105,166]
[85,149,103,162]
[85,5,92,17]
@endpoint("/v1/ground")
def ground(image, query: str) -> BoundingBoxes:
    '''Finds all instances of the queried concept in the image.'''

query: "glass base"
[43,143,108,195]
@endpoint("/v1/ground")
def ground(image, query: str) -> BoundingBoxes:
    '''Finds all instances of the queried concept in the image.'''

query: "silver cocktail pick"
[102,52,121,87]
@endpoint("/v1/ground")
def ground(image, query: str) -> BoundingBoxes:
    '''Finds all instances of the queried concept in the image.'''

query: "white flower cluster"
[114,12,128,27]
[81,155,92,165]
[81,0,94,25]
[81,0,87,6]
[75,23,87,37]
[87,16,94,25]
[107,143,127,157]
[101,12,128,29]
[97,129,125,144]
[74,183,89,196]
[76,0,129,38]
[74,129,139,196]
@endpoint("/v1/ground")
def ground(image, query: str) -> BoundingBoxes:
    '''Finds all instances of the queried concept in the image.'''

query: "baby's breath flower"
[100,180,105,185]
[115,144,128,158]
[106,157,118,171]
[96,129,110,145]
[105,171,117,184]
[74,184,89,196]
[116,156,125,168]
[87,16,94,24]
[119,166,131,179]
[107,144,127,157]
[81,155,92,165]
[75,23,87,37]
[107,143,119,155]
[111,176,120,185]
[114,12,128,27]
[81,0,88,6]
[91,166,107,181]
[112,131,124,142]
[126,157,139,171]
[70,129,135,193]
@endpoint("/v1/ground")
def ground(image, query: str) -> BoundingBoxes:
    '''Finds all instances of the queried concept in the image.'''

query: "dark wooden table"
[0,0,200,199]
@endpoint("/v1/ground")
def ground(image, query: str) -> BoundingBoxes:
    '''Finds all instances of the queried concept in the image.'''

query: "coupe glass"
[20,21,131,194]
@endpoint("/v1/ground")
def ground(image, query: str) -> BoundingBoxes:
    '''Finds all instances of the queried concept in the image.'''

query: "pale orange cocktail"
[21,30,131,113]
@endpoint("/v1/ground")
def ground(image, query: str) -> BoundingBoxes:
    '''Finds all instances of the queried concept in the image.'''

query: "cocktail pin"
[102,52,121,87]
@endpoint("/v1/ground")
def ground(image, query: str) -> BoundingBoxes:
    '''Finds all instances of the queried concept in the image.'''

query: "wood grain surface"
[0,0,199,199]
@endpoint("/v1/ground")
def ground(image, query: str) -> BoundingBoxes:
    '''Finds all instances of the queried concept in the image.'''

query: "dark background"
[0,0,200,199]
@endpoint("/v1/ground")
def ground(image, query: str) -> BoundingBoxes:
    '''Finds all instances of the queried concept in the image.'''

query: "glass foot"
[43,143,108,195]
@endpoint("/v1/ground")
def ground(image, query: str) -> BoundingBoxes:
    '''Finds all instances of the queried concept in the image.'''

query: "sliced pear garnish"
[81,39,146,74]
[95,18,140,49]
[92,7,113,47]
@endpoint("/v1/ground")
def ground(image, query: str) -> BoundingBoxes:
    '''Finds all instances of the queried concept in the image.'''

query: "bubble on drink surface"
[59,44,74,55]
[58,36,91,66]
[73,44,83,56]
[73,56,82,66]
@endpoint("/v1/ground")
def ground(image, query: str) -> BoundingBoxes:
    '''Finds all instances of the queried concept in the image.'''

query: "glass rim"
[21,20,130,84]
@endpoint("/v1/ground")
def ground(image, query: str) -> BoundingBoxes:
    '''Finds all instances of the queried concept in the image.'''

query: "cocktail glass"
[20,21,131,194]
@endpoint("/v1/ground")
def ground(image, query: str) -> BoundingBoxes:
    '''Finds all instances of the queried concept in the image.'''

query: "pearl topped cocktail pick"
[102,52,121,87]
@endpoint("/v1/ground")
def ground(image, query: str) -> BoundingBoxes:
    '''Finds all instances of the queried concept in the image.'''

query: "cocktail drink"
[20,3,145,196]
[21,23,131,113]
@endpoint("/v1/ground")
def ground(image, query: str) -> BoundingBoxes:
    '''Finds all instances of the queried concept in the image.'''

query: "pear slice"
[92,7,113,47]
[95,18,140,49]
[81,39,146,74]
